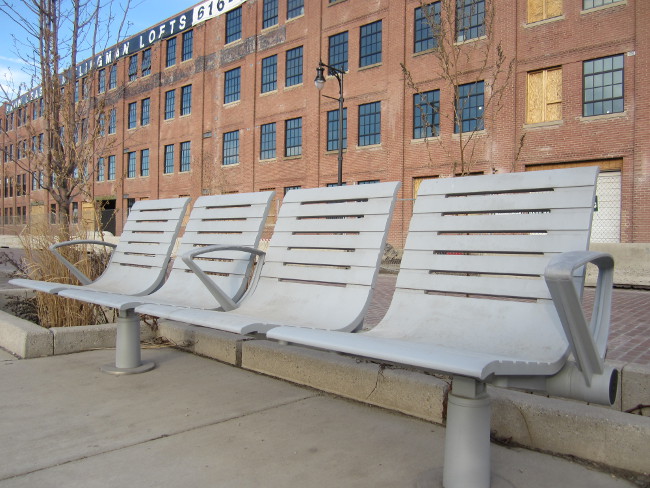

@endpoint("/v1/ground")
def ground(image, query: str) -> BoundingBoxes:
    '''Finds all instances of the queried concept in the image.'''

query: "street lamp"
[315,61,345,186]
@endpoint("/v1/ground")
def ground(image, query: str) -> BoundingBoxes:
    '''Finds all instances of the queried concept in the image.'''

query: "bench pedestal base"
[101,310,155,375]
[443,377,491,488]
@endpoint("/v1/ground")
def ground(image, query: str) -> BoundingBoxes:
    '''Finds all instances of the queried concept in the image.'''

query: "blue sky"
[0,0,196,99]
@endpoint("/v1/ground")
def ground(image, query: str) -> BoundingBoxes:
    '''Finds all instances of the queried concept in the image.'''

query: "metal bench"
[267,167,616,488]
[10,197,190,296]
[135,182,400,335]
[58,191,275,374]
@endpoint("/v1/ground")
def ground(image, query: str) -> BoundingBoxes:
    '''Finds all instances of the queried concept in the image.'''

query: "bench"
[267,167,616,488]
[57,191,275,374]
[10,197,190,296]
[135,182,400,335]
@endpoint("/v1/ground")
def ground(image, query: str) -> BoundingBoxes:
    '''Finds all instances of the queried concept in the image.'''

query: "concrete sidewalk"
[0,347,639,488]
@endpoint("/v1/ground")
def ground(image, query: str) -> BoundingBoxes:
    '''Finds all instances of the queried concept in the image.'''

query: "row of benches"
[11,167,616,488]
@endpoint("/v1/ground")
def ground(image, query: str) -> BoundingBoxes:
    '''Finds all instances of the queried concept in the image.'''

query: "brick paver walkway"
[366,274,650,367]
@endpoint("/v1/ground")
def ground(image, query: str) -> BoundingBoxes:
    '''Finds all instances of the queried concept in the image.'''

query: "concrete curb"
[0,313,648,475]
[0,309,155,358]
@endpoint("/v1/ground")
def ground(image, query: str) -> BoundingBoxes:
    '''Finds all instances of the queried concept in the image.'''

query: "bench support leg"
[443,376,491,488]
[101,310,155,375]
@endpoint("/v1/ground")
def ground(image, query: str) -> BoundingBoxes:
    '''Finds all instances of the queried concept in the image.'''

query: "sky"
[0,0,197,100]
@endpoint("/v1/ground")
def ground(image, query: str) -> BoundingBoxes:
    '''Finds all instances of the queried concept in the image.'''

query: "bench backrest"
[376,167,598,366]
[241,182,400,332]
[149,191,275,309]
[87,197,190,295]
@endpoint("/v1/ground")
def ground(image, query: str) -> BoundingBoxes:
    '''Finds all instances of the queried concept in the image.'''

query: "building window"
[140,149,150,176]
[108,155,116,180]
[456,0,485,42]
[128,55,138,81]
[164,89,176,119]
[526,67,562,124]
[128,102,137,129]
[286,46,303,87]
[182,30,193,61]
[360,20,382,68]
[181,85,192,116]
[413,89,440,139]
[287,0,304,19]
[285,117,302,157]
[166,37,177,67]
[263,0,278,29]
[415,2,440,53]
[359,101,381,146]
[528,0,562,23]
[127,152,136,178]
[583,0,620,9]
[260,123,276,160]
[328,31,348,73]
[327,108,347,151]
[455,81,484,132]
[224,67,241,103]
[261,55,278,93]
[226,7,242,44]
[164,144,175,174]
[358,180,380,185]
[141,48,151,76]
[141,98,150,126]
[98,69,106,93]
[583,54,624,117]
[180,141,191,172]
[109,65,117,89]
[284,186,301,195]
[223,130,240,165]
[108,108,116,134]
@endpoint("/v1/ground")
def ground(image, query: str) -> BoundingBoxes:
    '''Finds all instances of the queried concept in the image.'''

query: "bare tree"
[0,0,130,226]
[402,0,515,176]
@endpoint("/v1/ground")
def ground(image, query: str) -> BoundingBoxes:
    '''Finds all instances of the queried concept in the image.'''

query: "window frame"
[285,46,303,87]
[583,54,624,117]
[180,141,191,172]
[413,89,440,139]
[180,85,192,116]
[223,130,240,166]
[224,67,241,103]
[127,102,137,129]
[260,122,277,160]
[414,2,440,53]
[358,101,381,147]
[455,81,485,133]
[327,108,347,151]
[456,0,485,43]
[226,7,243,44]
[263,0,279,29]
[261,55,278,93]
[285,117,303,157]
[166,37,177,67]
[164,144,175,174]
[182,30,194,62]
[164,89,176,120]
[328,31,349,73]
[359,20,382,68]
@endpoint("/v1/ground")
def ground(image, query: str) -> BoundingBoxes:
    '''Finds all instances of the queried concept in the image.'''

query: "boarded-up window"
[527,67,562,124]
[528,0,562,23]
[413,176,437,198]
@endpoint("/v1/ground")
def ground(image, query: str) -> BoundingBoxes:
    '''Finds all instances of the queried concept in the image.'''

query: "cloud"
[0,55,28,65]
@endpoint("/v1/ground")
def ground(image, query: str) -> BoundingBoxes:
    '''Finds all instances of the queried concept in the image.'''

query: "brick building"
[1,0,648,247]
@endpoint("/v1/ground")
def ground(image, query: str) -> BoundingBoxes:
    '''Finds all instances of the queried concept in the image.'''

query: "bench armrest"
[49,240,118,286]
[545,251,614,386]
[181,244,266,312]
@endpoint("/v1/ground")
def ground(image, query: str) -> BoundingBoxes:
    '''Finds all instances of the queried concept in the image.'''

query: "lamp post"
[315,61,345,186]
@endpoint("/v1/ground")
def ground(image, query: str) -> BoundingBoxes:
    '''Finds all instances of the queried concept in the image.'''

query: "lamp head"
[314,65,326,90]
